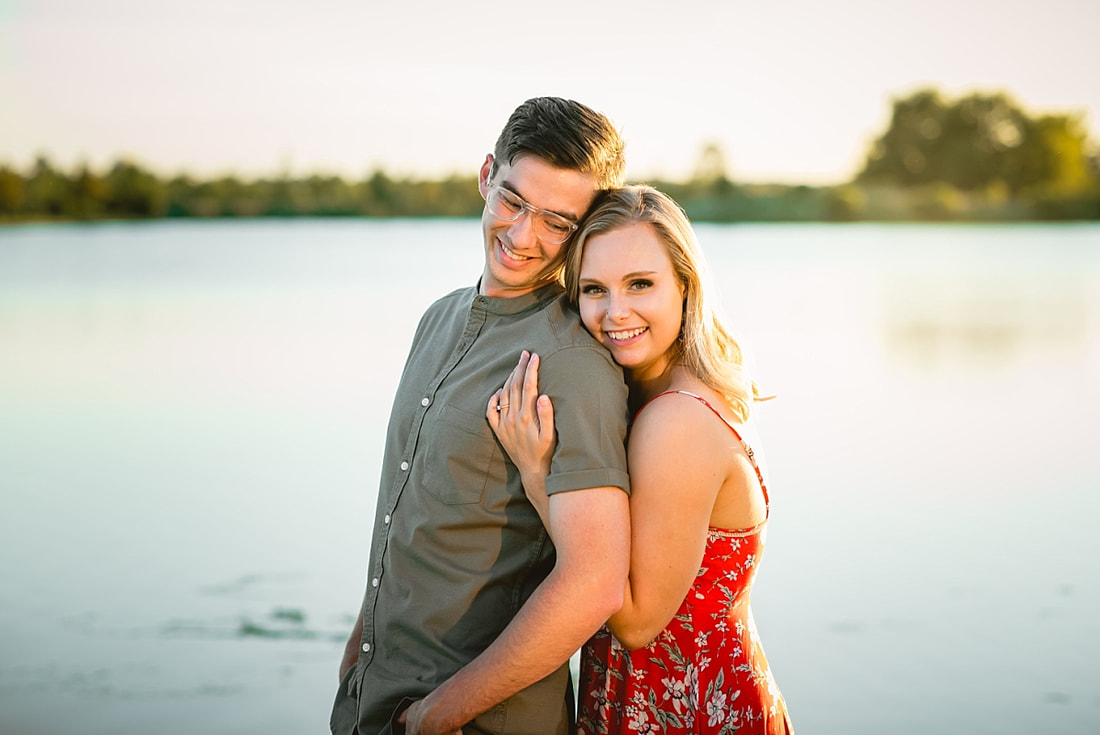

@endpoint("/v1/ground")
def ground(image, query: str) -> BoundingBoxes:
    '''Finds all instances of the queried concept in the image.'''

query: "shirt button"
[362,642,371,653]
[421,397,430,407]
[383,514,391,524]
[371,577,379,587]
[400,461,409,471]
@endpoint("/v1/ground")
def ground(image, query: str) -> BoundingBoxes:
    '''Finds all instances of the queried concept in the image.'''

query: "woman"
[487,186,792,733]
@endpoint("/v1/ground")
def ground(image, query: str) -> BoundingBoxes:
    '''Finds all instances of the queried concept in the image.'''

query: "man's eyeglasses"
[483,187,579,245]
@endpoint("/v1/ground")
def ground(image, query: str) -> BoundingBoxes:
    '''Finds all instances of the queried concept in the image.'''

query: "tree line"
[0,163,485,221]
[2,88,1098,223]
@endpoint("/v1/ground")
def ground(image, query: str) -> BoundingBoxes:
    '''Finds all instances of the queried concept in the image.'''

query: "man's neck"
[478,278,558,299]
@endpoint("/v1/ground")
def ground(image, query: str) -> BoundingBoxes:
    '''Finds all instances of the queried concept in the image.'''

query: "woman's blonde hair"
[564,185,759,422]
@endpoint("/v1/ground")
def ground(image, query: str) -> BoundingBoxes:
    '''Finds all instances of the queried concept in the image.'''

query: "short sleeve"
[538,345,630,496]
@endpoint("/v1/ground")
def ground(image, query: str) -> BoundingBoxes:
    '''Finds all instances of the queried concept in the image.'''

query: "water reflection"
[1,221,1098,735]
[884,275,1092,369]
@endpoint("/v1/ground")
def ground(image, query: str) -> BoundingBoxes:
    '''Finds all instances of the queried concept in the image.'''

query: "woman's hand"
[487,351,556,528]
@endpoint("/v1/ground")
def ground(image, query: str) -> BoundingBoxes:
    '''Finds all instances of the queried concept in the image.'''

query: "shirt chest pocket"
[420,404,506,505]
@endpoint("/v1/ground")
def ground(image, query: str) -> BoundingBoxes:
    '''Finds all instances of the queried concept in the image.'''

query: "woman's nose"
[608,293,630,321]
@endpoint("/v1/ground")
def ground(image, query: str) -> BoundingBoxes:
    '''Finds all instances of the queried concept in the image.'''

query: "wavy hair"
[491,97,626,189]
[564,186,759,421]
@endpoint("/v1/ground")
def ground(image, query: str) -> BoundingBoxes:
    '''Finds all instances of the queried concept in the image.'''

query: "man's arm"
[401,484,630,734]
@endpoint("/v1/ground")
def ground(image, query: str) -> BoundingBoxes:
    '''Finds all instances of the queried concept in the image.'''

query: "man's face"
[477,154,597,298]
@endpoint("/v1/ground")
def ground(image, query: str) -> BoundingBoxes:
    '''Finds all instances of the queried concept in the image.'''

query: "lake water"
[1,219,1098,734]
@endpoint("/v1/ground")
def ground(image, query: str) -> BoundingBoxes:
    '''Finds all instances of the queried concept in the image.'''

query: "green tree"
[104,160,166,217]
[67,164,108,219]
[694,141,734,195]
[24,156,70,216]
[362,170,398,216]
[858,88,1097,195]
[0,166,26,216]
[1025,114,1097,194]
[307,175,357,216]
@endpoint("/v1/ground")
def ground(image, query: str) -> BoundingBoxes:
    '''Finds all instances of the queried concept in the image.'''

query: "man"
[330,97,631,735]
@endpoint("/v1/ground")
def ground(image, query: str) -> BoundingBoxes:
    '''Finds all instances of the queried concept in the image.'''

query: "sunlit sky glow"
[2,0,1098,184]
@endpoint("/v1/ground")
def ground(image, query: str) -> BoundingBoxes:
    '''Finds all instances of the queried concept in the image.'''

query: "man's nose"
[508,211,538,250]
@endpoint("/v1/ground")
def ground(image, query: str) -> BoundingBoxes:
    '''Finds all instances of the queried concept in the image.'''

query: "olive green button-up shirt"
[331,282,630,735]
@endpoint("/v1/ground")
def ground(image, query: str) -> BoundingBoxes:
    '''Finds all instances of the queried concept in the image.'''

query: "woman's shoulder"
[637,377,728,421]
[627,384,744,515]
[637,382,764,455]
[632,383,736,448]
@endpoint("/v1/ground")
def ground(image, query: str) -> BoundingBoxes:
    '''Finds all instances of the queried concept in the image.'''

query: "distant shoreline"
[1,177,1097,225]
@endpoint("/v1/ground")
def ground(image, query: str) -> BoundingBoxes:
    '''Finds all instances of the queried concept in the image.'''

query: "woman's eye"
[630,279,653,290]
[581,285,605,296]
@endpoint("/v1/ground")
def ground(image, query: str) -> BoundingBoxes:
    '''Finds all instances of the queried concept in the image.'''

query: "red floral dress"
[577,391,793,734]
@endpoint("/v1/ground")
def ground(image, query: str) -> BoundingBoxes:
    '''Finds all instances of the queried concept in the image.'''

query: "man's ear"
[478,154,494,197]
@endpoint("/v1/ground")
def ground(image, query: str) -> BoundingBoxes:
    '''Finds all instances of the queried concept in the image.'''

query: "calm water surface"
[1,219,1098,734]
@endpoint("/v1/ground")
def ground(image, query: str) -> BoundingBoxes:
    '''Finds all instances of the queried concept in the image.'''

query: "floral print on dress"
[577,391,793,735]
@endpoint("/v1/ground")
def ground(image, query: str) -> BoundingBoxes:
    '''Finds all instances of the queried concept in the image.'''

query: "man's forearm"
[412,487,629,732]
[415,562,621,731]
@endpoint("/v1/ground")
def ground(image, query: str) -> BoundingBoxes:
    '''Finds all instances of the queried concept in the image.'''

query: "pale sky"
[2,0,1097,184]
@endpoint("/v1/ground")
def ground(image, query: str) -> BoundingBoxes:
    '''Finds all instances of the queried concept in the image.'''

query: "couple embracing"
[331,97,793,735]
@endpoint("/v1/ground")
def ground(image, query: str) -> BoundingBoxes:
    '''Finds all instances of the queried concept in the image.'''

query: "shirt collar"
[472,280,565,316]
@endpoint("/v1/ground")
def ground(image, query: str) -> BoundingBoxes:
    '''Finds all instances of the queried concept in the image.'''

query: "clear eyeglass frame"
[484,187,579,245]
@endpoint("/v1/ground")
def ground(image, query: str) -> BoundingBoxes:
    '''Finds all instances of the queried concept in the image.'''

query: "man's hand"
[397,698,463,735]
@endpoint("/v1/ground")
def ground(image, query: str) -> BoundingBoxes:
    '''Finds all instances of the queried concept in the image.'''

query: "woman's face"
[577,222,685,382]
